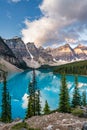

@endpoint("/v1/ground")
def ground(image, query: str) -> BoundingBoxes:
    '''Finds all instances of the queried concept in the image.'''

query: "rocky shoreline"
[1,112,87,130]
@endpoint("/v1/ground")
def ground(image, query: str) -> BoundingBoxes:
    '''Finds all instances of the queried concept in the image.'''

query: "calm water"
[0,69,87,119]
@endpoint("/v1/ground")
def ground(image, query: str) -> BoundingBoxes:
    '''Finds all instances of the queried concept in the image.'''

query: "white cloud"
[21,0,87,46]
[78,83,87,88]
[22,93,28,109]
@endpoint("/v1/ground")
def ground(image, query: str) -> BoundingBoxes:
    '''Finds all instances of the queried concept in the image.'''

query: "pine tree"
[26,69,41,118]
[59,74,70,113]
[82,91,86,106]
[1,73,12,123]
[32,69,37,116]
[43,100,50,114]
[72,75,81,108]
[35,90,41,115]
[26,82,34,118]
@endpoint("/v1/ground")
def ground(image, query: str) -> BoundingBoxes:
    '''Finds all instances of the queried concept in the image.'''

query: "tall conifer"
[59,74,70,113]
[82,91,86,106]
[26,69,41,118]
[72,75,81,108]
[43,100,50,114]
[1,73,12,122]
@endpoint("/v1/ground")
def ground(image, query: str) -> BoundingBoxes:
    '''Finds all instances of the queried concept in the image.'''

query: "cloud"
[22,93,28,109]
[21,0,87,46]
[78,83,87,88]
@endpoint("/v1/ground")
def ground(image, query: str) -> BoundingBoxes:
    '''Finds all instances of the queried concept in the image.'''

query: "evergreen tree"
[1,73,12,123]
[72,75,81,108]
[59,74,70,113]
[82,91,86,106]
[26,82,34,118]
[43,100,50,114]
[35,90,41,115]
[26,69,41,118]
[32,69,37,116]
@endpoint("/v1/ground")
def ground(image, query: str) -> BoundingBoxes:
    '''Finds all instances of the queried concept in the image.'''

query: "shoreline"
[54,72,87,77]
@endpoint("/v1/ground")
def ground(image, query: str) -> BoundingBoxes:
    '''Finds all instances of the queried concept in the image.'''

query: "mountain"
[46,43,87,61]
[5,37,30,60]
[0,36,18,65]
[27,42,53,64]
[74,44,87,60]
[0,58,22,73]
[46,44,76,61]
[3,36,87,68]
[5,37,53,64]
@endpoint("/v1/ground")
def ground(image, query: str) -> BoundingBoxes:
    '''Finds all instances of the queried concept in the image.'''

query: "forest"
[53,60,87,75]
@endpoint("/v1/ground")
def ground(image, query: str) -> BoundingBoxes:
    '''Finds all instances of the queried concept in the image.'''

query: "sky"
[0,0,87,47]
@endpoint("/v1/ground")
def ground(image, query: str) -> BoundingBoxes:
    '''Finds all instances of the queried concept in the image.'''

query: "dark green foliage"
[53,60,87,75]
[72,76,81,108]
[1,73,12,123]
[11,122,29,130]
[26,82,35,118]
[26,69,41,118]
[82,91,87,106]
[32,69,37,116]
[43,100,50,114]
[59,74,70,113]
[71,108,84,117]
[35,90,41,115]
[11,122,40,130]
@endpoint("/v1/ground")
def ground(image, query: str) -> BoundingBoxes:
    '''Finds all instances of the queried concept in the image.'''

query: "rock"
[82,122,87,130]
[46,125,53,130]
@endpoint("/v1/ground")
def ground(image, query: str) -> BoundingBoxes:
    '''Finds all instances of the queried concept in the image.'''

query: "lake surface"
[0,69,87,119]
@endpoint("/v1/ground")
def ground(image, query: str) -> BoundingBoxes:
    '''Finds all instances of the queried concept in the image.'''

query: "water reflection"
[0,69,87,119]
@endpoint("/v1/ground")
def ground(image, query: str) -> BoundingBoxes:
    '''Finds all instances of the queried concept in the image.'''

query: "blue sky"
[0,0,87,47]
[0,0,42,38]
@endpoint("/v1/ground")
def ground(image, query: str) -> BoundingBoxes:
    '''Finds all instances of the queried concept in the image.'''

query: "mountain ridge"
[1,36,87,69]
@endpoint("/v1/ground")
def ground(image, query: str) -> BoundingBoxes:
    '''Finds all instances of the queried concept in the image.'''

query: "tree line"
[1,69,87,123]
[54,60,87,75]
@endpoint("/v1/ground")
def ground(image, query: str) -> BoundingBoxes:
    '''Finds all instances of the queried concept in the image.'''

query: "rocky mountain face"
[27,42,53,64]
[0,37,18,65]
[74,44,87,60]
[46,43,87,61]
[5,37,53,65]
[46,44,76,61]
[5,37,30,61]
[1,36,87,69]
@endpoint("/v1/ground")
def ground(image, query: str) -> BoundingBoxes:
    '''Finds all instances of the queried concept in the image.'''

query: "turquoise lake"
[0,69,87,119]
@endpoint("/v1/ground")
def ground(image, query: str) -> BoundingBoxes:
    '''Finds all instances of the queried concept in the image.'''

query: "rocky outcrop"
[1,112,87,130]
